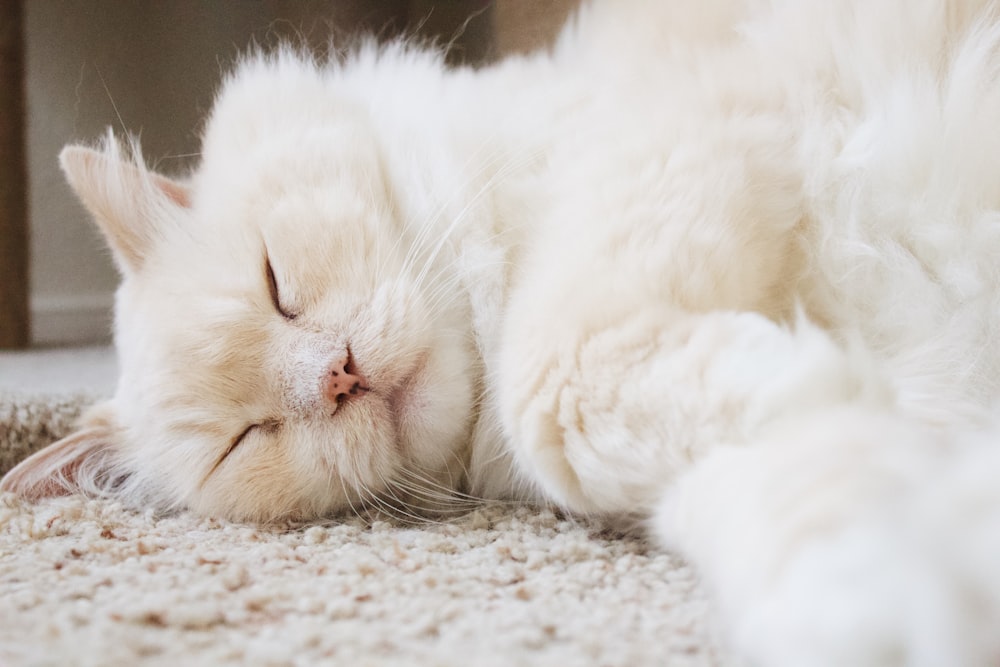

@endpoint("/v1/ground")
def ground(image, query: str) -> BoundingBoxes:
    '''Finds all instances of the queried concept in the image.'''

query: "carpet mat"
[0,392,723,666]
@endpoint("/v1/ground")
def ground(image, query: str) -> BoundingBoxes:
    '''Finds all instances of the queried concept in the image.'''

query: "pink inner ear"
[0,427,113,500]
[154,174,192,208]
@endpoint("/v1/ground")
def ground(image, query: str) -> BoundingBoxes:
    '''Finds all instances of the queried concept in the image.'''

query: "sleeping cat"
[6,0,1000,663]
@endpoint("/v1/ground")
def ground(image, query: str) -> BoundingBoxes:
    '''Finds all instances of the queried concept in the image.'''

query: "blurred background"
[0,0,579,350]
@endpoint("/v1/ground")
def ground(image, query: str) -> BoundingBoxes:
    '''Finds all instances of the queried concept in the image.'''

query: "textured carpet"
[0,392,724,666]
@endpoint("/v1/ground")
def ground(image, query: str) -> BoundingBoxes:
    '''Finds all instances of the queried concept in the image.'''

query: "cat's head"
[1,54,480,522]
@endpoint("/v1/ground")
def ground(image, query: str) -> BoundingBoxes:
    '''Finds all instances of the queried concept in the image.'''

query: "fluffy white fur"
[5,0,1000,663]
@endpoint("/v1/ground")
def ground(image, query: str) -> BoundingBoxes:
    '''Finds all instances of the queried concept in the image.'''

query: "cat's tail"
[655,408,1000,667]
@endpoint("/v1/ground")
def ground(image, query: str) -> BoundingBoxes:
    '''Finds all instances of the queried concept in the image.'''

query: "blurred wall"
[24,0,577,345]
[494,0,578,54]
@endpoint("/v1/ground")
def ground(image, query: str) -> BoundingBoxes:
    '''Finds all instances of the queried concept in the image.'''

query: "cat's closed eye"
[210,423,256,476]
[212,419,282,476]
[265,256,296,320]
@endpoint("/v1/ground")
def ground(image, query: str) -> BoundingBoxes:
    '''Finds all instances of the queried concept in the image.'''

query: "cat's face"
[37,105,478,522]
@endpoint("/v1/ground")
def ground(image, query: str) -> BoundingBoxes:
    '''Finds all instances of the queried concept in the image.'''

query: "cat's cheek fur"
[190,432,360,523]
[178,404,406,523]
[391,344,478,495]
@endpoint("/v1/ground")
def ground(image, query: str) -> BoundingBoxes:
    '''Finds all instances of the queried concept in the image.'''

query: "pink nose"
[323,353,369,405]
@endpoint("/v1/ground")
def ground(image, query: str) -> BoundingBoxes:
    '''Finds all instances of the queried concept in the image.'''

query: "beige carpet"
[0,391,725,666]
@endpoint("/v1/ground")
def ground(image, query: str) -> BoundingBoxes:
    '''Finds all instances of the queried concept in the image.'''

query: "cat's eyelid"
[265,255,296,320]
[206,424,256,480]
[206,420,281,482]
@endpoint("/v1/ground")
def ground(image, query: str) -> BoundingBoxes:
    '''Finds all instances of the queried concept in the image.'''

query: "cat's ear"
[59,138,191,274]
[0,404,125,500]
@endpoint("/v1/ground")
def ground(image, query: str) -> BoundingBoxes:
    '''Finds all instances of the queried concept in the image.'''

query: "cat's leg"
[657,410,1000,666]
[496,300,892,514]
[497,297,1000,664]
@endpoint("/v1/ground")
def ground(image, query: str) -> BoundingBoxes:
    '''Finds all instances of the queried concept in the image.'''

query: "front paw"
[736,525,969,667]
[657,411,1000,667]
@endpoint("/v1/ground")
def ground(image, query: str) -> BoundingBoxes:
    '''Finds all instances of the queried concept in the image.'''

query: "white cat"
[6,0,1000,663]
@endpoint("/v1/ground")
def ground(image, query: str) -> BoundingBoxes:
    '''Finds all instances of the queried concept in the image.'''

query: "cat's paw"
[657,410,1000,667]
[500,308,890,515]
[735,524,973,667]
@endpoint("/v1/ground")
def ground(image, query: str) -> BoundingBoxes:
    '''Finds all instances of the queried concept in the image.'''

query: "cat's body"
[6,0,1000,663]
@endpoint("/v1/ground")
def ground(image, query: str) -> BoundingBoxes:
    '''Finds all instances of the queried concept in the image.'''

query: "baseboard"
[30,293,114,346]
